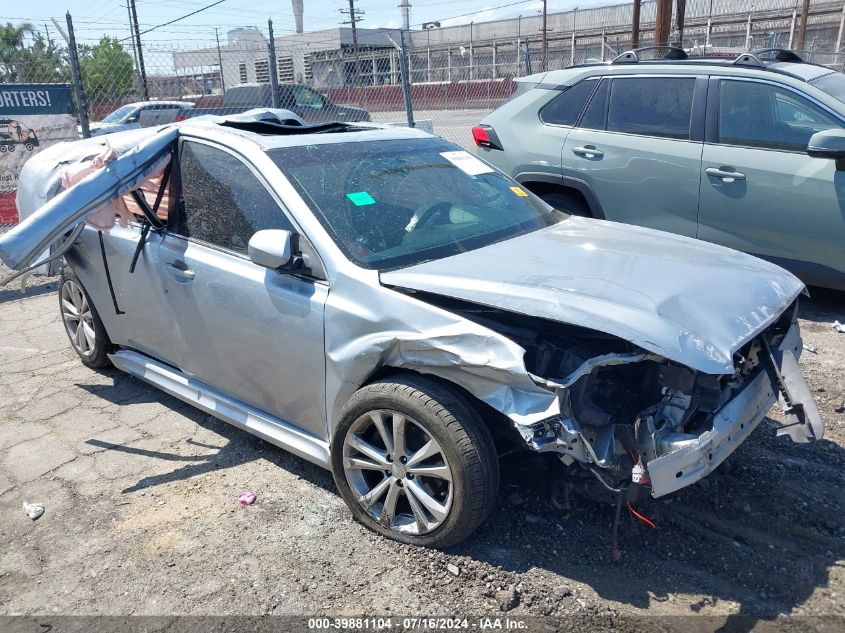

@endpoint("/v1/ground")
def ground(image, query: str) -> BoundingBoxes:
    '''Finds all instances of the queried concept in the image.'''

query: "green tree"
[0,22,69,83]
[80,36,135,103]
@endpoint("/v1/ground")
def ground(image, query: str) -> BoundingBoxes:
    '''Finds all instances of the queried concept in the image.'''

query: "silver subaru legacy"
[0,111,824,547]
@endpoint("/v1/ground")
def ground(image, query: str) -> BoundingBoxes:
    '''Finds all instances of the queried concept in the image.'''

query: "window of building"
[238,62,247,83]
[176,142,294,254]
[303,54,313,82]
[606,76,696,139]
[254,59,269,83]
[277,56,294,83]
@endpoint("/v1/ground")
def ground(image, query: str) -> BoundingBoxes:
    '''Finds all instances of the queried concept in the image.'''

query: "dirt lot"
[0,262,843,628]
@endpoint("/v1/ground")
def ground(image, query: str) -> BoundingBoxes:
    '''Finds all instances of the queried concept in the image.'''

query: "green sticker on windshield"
[346,191,376,206]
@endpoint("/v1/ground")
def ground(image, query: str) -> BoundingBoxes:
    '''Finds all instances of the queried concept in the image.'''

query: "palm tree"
[0,22,69,83]
[0,23,34,81]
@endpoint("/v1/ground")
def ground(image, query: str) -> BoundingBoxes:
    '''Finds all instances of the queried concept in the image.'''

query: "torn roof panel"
[0,127,178,271]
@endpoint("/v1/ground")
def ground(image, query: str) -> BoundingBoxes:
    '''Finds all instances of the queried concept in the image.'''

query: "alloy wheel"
[61,278,96,357]
[343,409,454,535]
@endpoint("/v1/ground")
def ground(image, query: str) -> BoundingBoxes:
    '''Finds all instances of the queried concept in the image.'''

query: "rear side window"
[540,80,597,126]
[579,78,609,130]
[606,77,696,139]
[175,141,294,254]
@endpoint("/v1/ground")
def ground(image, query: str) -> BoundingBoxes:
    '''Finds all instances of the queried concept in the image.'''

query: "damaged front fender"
[323,274,561,439]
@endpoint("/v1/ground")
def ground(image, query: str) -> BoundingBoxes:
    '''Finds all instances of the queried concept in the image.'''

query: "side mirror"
[248,229,295,269]
[125,114,139,124]
[807,128,845,160]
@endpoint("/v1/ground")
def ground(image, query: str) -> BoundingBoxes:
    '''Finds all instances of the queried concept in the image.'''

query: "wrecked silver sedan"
[0,111,824,547]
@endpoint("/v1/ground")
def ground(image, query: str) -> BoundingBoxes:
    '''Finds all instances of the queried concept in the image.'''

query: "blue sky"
[1,0,607,47]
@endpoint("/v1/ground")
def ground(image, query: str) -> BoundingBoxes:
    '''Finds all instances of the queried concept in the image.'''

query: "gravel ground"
[0,253,843,628]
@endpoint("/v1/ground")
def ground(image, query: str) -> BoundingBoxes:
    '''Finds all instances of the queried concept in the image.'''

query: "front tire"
[59,269,113,369]
[331,375,499,548]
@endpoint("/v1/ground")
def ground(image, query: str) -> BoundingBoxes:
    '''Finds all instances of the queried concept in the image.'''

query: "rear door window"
[606,76,696,139]
[174,141,294,254]
[540,79,597,126]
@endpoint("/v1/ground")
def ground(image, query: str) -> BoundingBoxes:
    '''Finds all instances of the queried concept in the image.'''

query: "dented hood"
[380,217,804,375]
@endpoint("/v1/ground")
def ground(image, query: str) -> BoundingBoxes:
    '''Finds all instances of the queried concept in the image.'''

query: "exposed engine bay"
[402,290,823,501]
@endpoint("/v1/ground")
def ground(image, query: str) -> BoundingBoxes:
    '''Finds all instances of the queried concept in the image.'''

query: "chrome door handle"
[166,263,195,280]
[706,167,746,181]
[572,145,604,158]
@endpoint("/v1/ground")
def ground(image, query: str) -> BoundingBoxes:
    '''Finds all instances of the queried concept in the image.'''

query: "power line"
[119,0,230,41]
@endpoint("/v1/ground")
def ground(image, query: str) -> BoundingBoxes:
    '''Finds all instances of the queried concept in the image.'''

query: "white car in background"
[88,101,194,136]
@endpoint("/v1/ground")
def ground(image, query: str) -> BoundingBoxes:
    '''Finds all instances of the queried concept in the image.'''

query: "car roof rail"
[754,48,804,63]
[610,46,688,64]
[732,48,804,67]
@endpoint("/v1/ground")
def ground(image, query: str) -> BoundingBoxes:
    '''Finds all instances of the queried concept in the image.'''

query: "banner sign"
[0,84,73,115]
[0,83,77,224]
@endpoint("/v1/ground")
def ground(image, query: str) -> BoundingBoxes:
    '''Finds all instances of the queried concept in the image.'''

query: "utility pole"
[125,3,140,88]
[541,0,548,71]
[746,10,753,50]
[654,0,673,46]
[340,0,364,87]
[796,0,810,50]
[129,0,149,100]
[632,0,641,48]
[215,28,226,93]
[268,19,280,108]
[676,0,686,44]
[399,0,412,84]
[49,17,69,44]
[66,13,90,138]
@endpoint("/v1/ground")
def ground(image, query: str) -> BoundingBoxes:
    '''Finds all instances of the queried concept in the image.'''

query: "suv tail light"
[472,124,503,150]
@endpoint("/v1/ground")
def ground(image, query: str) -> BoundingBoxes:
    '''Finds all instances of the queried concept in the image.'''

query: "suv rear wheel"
[331,375,499,548]
[540,190,591,217]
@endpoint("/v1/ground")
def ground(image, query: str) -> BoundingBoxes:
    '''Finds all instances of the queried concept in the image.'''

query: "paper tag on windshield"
[440,151,494,176]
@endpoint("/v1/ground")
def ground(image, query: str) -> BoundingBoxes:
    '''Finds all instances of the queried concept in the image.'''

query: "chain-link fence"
[4,0,845,152]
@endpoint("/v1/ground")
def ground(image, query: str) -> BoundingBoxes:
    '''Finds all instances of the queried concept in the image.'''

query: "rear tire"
[59,268,114,369]
[331,374,499,548]
[540,190,591,217]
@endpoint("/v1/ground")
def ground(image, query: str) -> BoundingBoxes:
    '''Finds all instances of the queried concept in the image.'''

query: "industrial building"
[171,0,845,93]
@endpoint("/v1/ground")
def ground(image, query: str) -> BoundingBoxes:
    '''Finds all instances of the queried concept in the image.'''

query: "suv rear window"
[606,77,695,139]
[540,80,597,126]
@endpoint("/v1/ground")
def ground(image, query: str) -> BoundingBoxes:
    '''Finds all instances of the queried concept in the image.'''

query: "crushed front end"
[522,302,824,499]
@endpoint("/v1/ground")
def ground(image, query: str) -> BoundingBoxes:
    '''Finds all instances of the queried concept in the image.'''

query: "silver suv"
[475,48,845,291]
